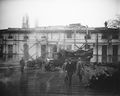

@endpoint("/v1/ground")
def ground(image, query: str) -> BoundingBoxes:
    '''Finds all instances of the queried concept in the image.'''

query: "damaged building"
[0,24,120,64]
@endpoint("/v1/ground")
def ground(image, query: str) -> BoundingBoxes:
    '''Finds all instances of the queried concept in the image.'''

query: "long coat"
[76,60,84,75]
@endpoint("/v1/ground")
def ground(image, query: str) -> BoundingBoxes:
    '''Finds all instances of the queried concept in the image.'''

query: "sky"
[0,0,120,29]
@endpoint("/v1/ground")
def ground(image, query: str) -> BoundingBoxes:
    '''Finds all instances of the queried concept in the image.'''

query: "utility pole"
[96,33,98,63]
[64,31,65,49]
[46,33,48,59]
[85,25,88,51]
[57,32,60,52]
[36,38,38,59]
[74,29,76,50]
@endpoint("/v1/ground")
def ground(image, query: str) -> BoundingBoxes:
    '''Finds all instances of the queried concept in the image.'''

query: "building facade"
[0,24,120,64]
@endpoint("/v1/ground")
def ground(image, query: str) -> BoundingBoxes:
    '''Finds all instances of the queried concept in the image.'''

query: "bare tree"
[107,15,120,28]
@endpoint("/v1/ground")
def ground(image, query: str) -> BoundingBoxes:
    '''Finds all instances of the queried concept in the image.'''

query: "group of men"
[20,57,84,87]
[63,58,84,87]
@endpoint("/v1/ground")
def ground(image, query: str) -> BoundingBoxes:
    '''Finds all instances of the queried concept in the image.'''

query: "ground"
[0,66,119,96]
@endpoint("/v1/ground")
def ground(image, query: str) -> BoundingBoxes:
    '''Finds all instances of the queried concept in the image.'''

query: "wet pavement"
[0,67,119,96]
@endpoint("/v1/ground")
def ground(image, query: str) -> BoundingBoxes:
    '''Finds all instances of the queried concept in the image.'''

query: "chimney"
[22,14,29,28]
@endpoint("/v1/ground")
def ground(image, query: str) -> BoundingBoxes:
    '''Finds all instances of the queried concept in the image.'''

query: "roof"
[94,27,119,34]
[0,25,119,34]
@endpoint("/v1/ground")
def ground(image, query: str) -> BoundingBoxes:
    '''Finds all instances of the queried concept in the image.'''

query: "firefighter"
[20,57,25,73]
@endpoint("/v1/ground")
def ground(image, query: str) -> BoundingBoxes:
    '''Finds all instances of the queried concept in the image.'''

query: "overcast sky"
[0,0,120,29]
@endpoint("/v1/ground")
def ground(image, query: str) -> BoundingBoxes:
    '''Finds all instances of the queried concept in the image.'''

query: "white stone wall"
[1,28,120,63]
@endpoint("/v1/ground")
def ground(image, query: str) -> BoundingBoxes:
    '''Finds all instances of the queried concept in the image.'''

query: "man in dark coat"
[64,58,76,87]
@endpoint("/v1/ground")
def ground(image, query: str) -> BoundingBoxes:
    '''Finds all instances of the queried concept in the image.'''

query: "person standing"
[76,58,84,83]
[64,58,75,87]
[20,57,25,73]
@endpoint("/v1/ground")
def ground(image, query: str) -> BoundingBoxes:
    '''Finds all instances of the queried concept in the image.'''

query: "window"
[8,45,13,58]
[85,34,91,39]
[0,45,3,53]
[8,35,13,39]
[112,45,118,63]
[41,36,47,41]
[24,35,29,40]
[0,44,3,57]
[0,39,2,44]
[66,32,72,38]
[102,34,108,39]
[112,29,119,39]
[41,36,46,38]
[53,45,57,52]
[0,35,3,39]
[112,34,118,39]
[87,31,91,39]
[102,45,107,63]
[41,45,46,58]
